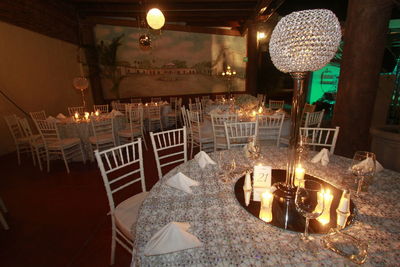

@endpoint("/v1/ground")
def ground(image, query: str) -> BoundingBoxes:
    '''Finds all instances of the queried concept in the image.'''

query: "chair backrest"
[147,105,161,118]
[181,106,189,128]
[29,110,47,121]
[35,120,61,145]
[202,95,210,100]
[216,94,225,100]
[150,127,187,180]
[93,104,109,113]
[269,100,284,110]
[303,109,325,127]
[224,121,258,149]
[126,106,144,134]
[18,117,36,140]
[211,113,238,151]
[303,103,316,113]
[4,114,24,142]
[68,106,85,116]
[91,117,114,139]
[131,98,142,104]
[94,139,146,214]
[187,110,201,140]
[151,97,161,103]
[170,97,177,105]
[256,114,285,144]
[300,126,340,154]
[112,102,127,113]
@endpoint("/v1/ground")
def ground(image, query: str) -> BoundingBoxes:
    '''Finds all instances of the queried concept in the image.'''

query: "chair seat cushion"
[118,128,141,138]
[48,138,81,149]
[114,191,149,240]
[89,133,114,144]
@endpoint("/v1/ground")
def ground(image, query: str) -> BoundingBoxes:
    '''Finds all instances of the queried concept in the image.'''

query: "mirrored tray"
[234,169,357,234]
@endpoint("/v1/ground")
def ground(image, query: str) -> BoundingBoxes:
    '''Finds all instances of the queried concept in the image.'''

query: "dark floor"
[0,134,176,267]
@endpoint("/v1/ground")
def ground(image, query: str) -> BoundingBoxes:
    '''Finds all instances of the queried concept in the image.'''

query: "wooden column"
[332,0,393,157]
[80,21,104,105]
[246,23,258,95]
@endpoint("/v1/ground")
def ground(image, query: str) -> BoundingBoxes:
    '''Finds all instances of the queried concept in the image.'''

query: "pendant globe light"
[146,8,165,30]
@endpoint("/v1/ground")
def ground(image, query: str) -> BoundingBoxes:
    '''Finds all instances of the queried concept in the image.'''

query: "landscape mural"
[94,25,247,99]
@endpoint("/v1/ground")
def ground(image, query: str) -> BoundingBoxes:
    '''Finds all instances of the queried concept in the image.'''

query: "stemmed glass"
[350,151,376,196]
[295,180,324,240]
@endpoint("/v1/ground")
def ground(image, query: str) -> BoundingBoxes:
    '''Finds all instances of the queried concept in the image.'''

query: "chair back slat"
[4,115,24,141]
[93,104,109,113]
[150,127,187,179]
[30,110,47,121]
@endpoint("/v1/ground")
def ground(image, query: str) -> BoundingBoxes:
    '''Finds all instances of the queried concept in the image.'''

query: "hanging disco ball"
[139,34,152,51]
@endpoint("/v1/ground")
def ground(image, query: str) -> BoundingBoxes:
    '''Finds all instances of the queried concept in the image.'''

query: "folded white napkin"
[311,148,330,166]
[46,116,60,123]
[144,222,202,256]
[110,109,124,117]
[56,113,66,119]
[166,172,199,194]
[352,157,384,173]
[194,151,216,169]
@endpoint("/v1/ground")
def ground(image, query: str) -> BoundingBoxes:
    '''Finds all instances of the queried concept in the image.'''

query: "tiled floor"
[0,135,169,267]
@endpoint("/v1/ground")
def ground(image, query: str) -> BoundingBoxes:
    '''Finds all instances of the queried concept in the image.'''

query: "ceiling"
[68,0,349,34]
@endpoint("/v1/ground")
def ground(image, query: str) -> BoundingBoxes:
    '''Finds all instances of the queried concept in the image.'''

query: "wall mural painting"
[94,25,247,99]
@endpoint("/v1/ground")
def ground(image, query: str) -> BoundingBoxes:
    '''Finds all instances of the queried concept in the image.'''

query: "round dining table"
[131,146,400,266]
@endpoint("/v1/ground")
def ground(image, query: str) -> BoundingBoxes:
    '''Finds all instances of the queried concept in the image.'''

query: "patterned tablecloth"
[132,147,400,266]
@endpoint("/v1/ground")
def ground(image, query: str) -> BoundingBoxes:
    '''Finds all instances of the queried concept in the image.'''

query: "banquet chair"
[187,110,214,158]
[18,117,46,171]
[35,119,86,173]
[29,110,47,121]
[224,121,258,149]
[303,109,325,127]
[269,100,284,110]
[303,103,316,113]
[257,94,266,106]
[4,114,33,165]
[0,197,9,230]
[146,105,163,131]
[118,106,147,150]
[89,117,116,160]
[131,98,142,104]
[169,97,177,105]
[151,97,161,103]
[189,102,203,122]
[256,113,285,146]
[211,113,238,151]
[93,104,109,114]
[68,106,85,116]
[150,127,187,180]
[94,139,147,265]
[166,98,179,128]
[181,106,192,144]
[300,126,340,154]
[113,102,127,114]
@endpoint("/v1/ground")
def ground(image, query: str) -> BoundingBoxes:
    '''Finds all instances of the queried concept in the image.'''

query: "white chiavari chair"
[89,117,116,159]
[300,126,340,154]
[187,110,214,158]
[93,104,109,113]
[18,117,46,170]
[29,110,47,121]
[118,106,147,150]
[257,94,266,106]
[181,106,192,144]
[113,102,127,114]
[269,100,285,110]
[0,197,9,230]
[256,113,285,146]
[151,97,162,103]
[35,119,86,173]
[303,109,325,127]
[4,114,33,165]
[224,121,258,149]
[189,102,203,122]
[303,103,316,113]
[68,106,85,116]
[211,113,238,151]
[166,98,179,128]
[131,98,142,104]
[146,105,163,131]
[94,140,147,265]
[150,127,187,180]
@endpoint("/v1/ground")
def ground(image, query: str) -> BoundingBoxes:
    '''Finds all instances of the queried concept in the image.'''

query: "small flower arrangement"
[235,94,259,111]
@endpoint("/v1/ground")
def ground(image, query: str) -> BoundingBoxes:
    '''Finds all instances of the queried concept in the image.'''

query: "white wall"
[0,21,94,155]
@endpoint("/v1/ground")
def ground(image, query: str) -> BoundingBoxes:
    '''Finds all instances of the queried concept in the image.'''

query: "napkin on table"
[46,116,60,123]
[351,157,384,173]
[110,109,124,117]
[144,222,202,256]
[166,172,199,194]
[194,151,216,169]
[56,113,66,119]
[311,148,330,166]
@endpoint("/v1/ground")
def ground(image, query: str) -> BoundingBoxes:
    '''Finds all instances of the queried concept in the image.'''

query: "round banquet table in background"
[132,147,400,266]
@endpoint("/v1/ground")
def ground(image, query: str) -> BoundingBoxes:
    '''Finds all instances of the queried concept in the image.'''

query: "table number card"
[253,165,272,201]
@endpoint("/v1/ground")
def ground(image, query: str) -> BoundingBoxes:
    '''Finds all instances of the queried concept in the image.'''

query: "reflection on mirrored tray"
[322,229,368,265]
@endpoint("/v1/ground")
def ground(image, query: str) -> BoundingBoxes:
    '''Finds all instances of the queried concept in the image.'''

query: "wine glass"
[350,151,376,196]
[295,180,324,240]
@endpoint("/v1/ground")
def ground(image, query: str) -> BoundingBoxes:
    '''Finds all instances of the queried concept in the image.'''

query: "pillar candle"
[259,191,274,222]
[74,112,79,120]
[317,189,333,225]
[294,164,305,187]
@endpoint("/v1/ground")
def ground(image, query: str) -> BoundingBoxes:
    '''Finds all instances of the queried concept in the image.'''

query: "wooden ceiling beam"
[83,17,241,36]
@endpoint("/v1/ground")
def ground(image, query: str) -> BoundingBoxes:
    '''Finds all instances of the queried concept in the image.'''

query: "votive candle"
[317,189,333,225]
[74,112,79,120]
[294,164,305,187]
[84,112,89,120]
[95,110,100,116]
[259,191,274,222]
